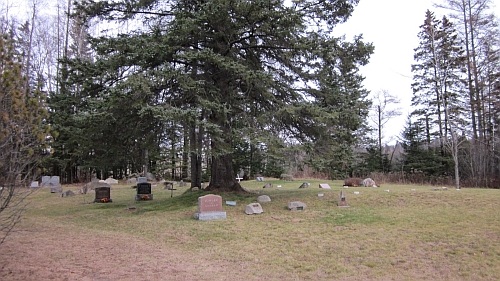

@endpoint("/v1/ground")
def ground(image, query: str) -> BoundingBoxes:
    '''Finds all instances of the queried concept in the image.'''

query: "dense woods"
[1,0,500,189]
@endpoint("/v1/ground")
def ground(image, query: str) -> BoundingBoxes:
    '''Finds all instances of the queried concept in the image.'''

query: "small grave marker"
[338,190,349,207]
[288,201,307,211]
[30,181,39,188]
[226,201,237,206]
[319,183,331,189]
[299,182,310,188]
[194,194,226,221]
[245,203,263,215]
[257,195,271,202]
[138,177,147,183]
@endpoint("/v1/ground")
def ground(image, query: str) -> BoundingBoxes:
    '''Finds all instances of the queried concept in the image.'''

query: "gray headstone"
[226,201,237,206]
[299,182,310,188]
[127,177,137,184]
[60,190,75,197]
[257,195,271,202]
[30,181,39,188]
[245,203,263,215]
[338,190,349,207]
[288,201,307,211]
[263,183,273,188]
[179,180,186,187]
[104,177,119,185]
[41,176,50,184]
[138,177,147,183]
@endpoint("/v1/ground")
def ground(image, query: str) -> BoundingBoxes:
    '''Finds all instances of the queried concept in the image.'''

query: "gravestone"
[299,182,310,188]
[94,186,112,203]
[135,182,153,200]
[60,190,75,197]
[179,180,186,187]
[256,177,264,182]
[288,201,307,211]
[226,201,237,206]
[44,176,62,193]
[41,176,50,187]
[127,178,137,184]
[194,194,226,221]
[104,177,118,185]
[30,181,39,188]
[138,177,148,183]
[257,195,271,202]
[338,190,349,207]
[263,183,273,188]
[319,183,331,189]
[245,203,263,215]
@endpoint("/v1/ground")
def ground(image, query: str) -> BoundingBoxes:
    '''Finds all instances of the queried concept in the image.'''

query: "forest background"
[2,0,500,193]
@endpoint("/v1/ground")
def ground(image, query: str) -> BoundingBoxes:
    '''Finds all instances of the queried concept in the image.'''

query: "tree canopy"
[56,0,373,191]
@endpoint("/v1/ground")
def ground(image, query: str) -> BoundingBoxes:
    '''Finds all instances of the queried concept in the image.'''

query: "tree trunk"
[206,153,245,192]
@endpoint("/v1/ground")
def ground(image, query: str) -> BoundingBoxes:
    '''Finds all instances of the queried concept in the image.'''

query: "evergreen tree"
[68,0,372,191]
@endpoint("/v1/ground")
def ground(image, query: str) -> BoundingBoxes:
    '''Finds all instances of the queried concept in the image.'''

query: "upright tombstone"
[194,194,226,221]
[46,176,62,193]
[135,182,153,201]
[41,176,50,187]
[138,177,148,184]
[127,177,137,184]
[245,203,264,215]
[338,190,349,207]
[30,181,39,188]
[94,186,112,203]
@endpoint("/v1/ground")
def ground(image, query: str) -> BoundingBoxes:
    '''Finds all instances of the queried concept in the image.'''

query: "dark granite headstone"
[135,182,153,200]
[94,187,112,203]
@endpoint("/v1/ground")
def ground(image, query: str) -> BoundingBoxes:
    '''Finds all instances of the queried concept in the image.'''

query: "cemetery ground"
[1,180,499,281]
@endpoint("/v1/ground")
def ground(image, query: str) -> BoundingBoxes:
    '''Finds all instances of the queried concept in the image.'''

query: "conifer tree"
[67,0,373,191]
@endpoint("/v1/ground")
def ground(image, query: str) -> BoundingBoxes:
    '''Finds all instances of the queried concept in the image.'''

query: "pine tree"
[67,0,373,191]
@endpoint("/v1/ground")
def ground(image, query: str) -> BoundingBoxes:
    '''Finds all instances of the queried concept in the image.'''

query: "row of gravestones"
[193,194,348,221]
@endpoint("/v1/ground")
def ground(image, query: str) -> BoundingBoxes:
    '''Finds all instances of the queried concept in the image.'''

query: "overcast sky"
[335,0,500,145]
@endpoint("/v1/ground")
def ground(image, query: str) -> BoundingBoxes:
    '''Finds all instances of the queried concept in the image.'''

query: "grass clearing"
[5,179,500,280]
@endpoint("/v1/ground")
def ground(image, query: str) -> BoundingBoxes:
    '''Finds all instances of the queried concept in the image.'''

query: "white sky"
[335,0,500,145]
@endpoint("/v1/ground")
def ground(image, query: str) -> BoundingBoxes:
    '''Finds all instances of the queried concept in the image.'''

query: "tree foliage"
[54,0,373,191]
[0,33,49,244]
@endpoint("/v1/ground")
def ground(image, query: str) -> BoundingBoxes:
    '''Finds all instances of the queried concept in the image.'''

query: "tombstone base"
[94,198,113,203]
[338,201,349,207]
[135,194,153,201]
[194,211,226,221]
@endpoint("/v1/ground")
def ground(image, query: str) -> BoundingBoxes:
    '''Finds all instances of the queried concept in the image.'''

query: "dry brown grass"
[1,180,499,280]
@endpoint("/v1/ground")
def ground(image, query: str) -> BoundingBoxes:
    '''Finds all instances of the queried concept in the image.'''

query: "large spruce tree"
[67,0,372,191]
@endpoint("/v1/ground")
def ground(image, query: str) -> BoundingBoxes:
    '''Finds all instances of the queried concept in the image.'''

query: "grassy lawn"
[16,179,500,280]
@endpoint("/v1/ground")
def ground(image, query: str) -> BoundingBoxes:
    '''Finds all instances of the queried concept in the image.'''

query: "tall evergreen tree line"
[406,1,500,187]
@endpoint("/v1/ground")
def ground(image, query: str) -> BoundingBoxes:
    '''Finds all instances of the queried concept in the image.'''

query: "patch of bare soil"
[0,222,235,281]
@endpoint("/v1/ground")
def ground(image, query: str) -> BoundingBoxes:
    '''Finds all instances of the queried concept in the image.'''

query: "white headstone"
[30,181,39,188]
[319,183,331,189]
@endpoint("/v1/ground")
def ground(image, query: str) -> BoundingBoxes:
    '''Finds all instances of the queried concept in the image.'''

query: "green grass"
[18,179,500,280]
